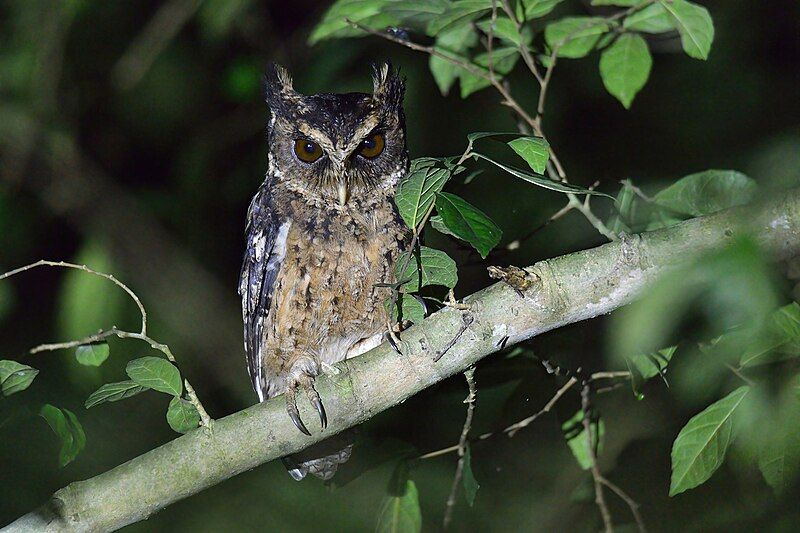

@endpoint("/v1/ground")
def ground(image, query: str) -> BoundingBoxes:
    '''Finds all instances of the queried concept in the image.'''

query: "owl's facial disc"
[264,62,407,206]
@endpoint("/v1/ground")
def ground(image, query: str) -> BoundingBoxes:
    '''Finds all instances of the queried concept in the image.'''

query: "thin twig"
[582,383,613,533]
[600,477,647,532]
[726,363,756,387]
[0,260,148,334]
[1,260,212,428]
[443,367,477,530]
[420,374,580,459]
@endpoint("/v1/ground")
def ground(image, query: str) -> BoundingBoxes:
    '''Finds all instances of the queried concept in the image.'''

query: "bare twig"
[443,367,477,530]
[600,477,647,532]
[582,384,614,533]
[420,374,579,459]
[0,260,147,334]
[1,260,212,428]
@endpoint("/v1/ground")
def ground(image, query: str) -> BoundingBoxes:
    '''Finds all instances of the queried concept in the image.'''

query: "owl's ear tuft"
[263,63,301,114]
[371,61,405,111]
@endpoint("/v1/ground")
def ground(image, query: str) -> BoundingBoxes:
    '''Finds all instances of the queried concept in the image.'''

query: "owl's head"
[263,63,408,207]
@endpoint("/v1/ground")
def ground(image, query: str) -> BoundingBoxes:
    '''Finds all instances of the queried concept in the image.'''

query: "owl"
[239,63,411,480]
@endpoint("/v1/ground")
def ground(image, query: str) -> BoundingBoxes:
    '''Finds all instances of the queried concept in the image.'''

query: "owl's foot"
[285,362,327,436]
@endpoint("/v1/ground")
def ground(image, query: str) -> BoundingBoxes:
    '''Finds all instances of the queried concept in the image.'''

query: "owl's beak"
[337,181,349,206]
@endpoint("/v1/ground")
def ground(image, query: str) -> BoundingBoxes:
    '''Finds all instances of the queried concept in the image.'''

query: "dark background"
[1,0,799,530]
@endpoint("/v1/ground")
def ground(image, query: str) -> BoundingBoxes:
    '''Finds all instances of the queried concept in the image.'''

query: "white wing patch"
[249,220,290,402]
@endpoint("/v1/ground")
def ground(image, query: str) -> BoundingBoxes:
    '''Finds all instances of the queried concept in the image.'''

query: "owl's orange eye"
[294,139,323,163]
[358,133,385,158]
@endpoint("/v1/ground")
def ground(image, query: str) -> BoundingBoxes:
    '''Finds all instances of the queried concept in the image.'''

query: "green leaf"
[475,17,527,46]
[591,0,640,5]
[738,302,800,367]
[166,396,201,433]
[435,192,502,258]
[431,215,459,238]
[544,17,610,59]
[387,294,426,324]
[471,152,614,198]
[660,0,714,60]
[396,165,451,229]
[606,180,637,234]
[0,360,39,396]
[462,444,480,506]
[85,380,147,408]
[629,346,676,380]
[599,33,652,109]
[467,131,528,143]
[758,405,800,495]
[376,479,422,533]
[653,170,757,217]
[427,0,492,36]
[459,47,520,98]
[430,23,478,96]
[521,0,564,19]
[309,0,400,44]
[623,3,675,33]
[670,386,750,496]
[396,246,458,292]
[75,342,110,367]
[40,404,86,467]
[507,137,550,174]
[562,410,604,470]
[126,356,182,396]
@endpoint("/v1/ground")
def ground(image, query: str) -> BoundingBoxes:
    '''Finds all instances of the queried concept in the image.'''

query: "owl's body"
[239,64,410,480]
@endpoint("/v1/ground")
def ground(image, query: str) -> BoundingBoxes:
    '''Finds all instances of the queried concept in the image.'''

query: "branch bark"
[5,190,800,532]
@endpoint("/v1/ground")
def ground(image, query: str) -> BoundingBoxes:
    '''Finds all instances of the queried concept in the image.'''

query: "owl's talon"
[310,394,327,429]
[304,381,327,430]
[286,385,311,436]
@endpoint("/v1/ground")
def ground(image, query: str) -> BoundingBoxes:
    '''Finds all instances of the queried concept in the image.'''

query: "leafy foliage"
[653,170,757,217]
[562,410,604,470]
[0,360,38,397]
[166,396,201,434]
[75,342,110,367]
[376,479,422,533]
[670,387,750,496]
[660,0,715,60]
[507,137,550,174]
[85,380,147,408]
[435,192,502,259]
[39,404,86,467]
[396,246,458,293]
[544,17,609,59]
[599,33,652,109]
[126,357,183,397]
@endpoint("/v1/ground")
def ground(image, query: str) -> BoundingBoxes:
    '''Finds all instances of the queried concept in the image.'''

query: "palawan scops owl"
[238,63,411,479]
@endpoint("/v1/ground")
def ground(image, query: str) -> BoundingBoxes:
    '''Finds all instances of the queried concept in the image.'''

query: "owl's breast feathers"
[239,181,410,401]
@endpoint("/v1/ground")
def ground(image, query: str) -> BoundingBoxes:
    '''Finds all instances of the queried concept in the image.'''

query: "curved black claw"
[285,386,311,436]
[310,395,327,429]
[302,378,326,430]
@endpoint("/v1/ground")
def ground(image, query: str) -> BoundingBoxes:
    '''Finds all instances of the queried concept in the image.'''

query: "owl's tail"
[281,430,355,481]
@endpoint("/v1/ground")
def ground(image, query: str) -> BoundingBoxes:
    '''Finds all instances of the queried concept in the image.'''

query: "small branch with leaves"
[0,259,212,460]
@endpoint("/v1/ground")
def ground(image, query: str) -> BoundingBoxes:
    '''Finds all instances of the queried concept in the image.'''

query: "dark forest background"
[1,0,799,530]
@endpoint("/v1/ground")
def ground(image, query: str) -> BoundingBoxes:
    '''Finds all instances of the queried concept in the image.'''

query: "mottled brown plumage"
[239,63,410,480]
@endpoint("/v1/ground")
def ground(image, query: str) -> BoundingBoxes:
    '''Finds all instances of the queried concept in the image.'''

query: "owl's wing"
[238,183,289,401]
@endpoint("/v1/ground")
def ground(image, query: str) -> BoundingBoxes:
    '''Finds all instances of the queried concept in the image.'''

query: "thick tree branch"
[5,190,800,532]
